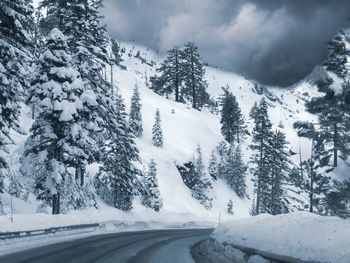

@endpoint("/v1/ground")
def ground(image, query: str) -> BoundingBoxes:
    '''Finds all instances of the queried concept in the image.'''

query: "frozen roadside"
[0,217,214,257]
[208,211,349,263]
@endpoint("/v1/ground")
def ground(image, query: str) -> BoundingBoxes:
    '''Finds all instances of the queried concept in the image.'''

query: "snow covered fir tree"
[22,28,99,214]
[1,2,350,260]
[0,0,34,213]
[152,108,163,148]
[129,85,143,137]
[141,159,163,212]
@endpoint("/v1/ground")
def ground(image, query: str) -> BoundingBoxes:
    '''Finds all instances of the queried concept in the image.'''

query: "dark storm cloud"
[103,0,350,86]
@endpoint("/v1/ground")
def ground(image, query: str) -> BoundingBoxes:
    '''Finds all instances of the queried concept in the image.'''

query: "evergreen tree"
[141,159,163,212]
[182,42,208,109]
[227,199,234,215]
[268,130,293,214]
[294,121,331,213]
[325,179,350,218]
[111,38,123,66]
[23,29,99,214]
[220,89,246,143]
[0,175,4,214]
[216,140,228,179]
[150,42,209,109]
[129,85,143,137]
[97,95,142,211]
[152,108,164,147]
[0,0,33,201]
[306,29,350,167]
[208,150,218,180]
[324,29,350,78]
[8,174,23,198]
[249,98,273,214]
[223,145,247,198]
[192,145,213,210]
[150,47,183,101]
[39,0,123,187]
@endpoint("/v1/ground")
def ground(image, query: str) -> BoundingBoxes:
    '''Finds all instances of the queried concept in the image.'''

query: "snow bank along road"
[0,228,213,263]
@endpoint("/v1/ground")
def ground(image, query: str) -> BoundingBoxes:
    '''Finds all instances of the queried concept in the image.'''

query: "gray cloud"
[103,0,350,86]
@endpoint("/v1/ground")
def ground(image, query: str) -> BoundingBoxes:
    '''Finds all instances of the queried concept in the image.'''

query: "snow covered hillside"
[1,40,339,230]
[104,43,324,216]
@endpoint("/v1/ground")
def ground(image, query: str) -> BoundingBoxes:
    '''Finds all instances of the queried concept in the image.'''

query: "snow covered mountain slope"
[2,41,342,231]
[103,43,324,216]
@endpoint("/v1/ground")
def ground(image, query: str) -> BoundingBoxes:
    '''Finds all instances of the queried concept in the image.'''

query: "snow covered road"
[0,228,213,263]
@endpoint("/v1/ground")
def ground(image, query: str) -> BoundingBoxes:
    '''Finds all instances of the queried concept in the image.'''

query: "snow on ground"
[211,211,350,263]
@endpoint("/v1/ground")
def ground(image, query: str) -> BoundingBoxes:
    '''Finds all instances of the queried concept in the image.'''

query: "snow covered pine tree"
[227,199,234,215]
[208,150,218,180]
[0,0,33,213]
[192,145,213,210]
[220,88,246,143]
[150,47,183,101]
[223,144,247,199]
[249,98,273,214]
[306,29,350,168]
[96,95,142,212]
[23,29,99,214]
[129,85,143,137]
[152,108,164,147]
[141,159,163,212]
[182,42,209,109]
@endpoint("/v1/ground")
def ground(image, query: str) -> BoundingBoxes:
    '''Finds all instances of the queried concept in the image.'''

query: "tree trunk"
[333,123,338,167]
[256,133,263,215]
[110,64,114,100]
[190,51,196,109]
[309,139,314,213]
[175,50,179,102]
[309,166,314,213]
[75,165,79,181]
[80,166,84,187]
[52,193,60,215]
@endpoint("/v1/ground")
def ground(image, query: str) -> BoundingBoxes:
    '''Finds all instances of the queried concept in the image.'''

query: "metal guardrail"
[0,223,99,240]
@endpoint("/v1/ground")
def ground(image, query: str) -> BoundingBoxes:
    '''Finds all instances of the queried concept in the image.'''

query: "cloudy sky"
[103,0,350,87]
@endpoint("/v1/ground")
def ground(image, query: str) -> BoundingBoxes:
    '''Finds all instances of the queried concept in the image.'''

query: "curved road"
[0,228,213,263]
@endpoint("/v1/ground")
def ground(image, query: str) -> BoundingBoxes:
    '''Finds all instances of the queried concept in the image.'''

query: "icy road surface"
[0,228,213,263]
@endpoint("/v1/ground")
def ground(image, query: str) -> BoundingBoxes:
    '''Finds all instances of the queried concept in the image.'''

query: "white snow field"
[211,211,350,263]
[0,42,347,235]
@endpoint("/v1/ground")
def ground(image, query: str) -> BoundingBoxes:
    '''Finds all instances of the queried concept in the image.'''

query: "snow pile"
[211,211,350,263]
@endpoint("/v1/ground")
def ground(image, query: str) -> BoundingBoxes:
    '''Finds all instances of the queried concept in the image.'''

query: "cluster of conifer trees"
[0,0,162,214]
[149,42,210,110]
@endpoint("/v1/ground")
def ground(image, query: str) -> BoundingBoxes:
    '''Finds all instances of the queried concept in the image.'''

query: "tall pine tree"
[182,42,208,109]
[294,121,331,213]
[0,0,33,206]
[268,130,293,214]
[23,29,99,214]
[250,98,273,214]
[150,47,183,101]
[129,85,143,137]
[220,88,246,143]
[306,29,350,167]
[96,95,142,211]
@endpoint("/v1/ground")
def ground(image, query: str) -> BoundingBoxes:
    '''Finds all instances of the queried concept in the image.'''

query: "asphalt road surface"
[0,228,213,263]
